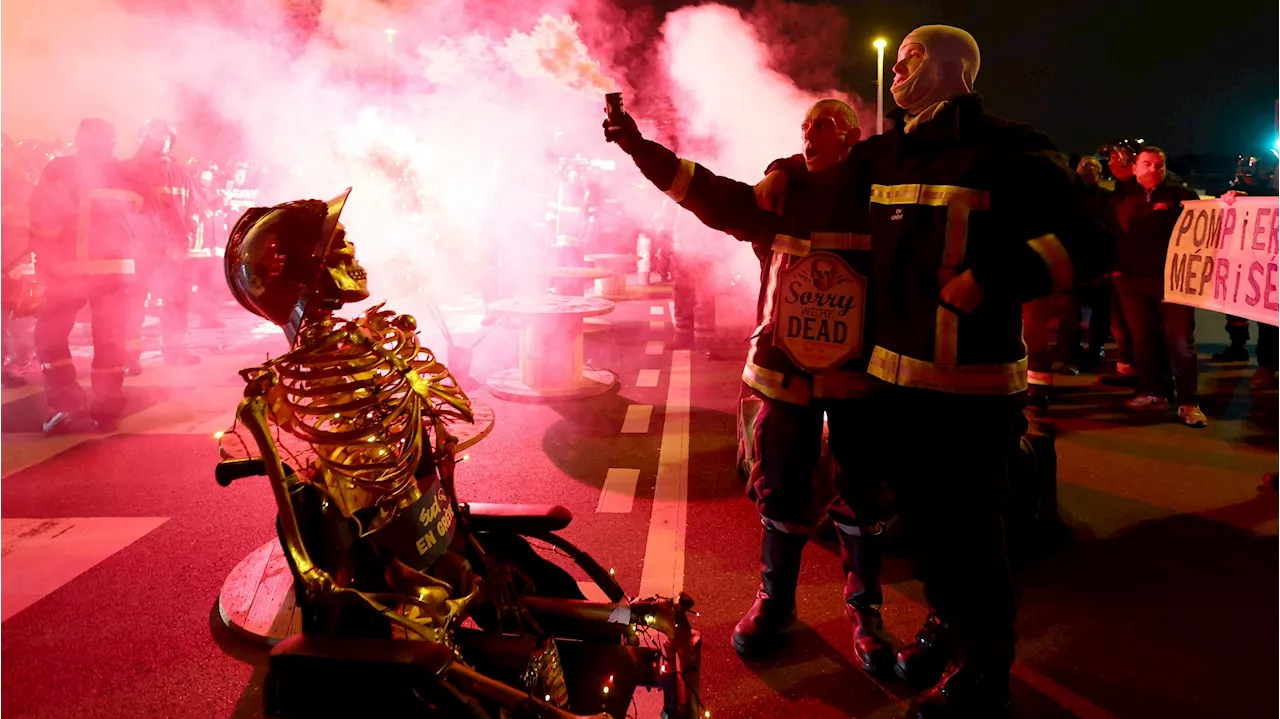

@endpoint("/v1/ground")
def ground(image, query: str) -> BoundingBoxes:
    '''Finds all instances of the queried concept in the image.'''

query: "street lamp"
[873,38,887,136]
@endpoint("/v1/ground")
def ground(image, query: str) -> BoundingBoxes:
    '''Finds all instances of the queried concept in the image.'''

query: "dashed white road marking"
[636,369,660,388]
[1,517,170,621]
[620,404,653,434]
[638,350,691,598]
[596,468,641,513]
[649,305,665,316]
[644,341,664,356]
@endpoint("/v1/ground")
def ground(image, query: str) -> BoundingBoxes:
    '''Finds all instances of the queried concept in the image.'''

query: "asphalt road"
[1,292,1275,719]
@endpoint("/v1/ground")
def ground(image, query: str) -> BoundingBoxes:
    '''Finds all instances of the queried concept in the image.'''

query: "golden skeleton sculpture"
[216,189,702,719]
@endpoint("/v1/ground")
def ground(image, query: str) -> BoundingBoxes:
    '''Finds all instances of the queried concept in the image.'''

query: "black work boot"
[895,611,955,686]
[837,525,893,674]
[1210,343,1249,363]
[904,661,1012,719]
[731,524,807,656]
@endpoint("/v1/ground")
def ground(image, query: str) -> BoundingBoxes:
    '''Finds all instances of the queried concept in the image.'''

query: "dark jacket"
[626,137,877,405]
[128,154,201,258]
[775,94,1112,396]
[1111,180,1201,280]
[29,155,143,277]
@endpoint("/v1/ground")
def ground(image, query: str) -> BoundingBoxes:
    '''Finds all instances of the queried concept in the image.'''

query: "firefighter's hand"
[602,110,641,154]
[940,269,985,314]
[1219,190,1242,206]
[754,170,787,215]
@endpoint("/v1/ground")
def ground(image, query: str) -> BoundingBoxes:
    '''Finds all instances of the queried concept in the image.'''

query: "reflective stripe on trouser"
[746,393,885,534]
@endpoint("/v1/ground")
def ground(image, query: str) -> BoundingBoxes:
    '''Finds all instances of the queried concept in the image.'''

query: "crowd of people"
[0,119,266,433]
[1022,141,1279,426]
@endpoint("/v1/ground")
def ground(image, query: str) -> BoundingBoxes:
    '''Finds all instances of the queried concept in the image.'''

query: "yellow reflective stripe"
[868,345,1028,395]
[743,356,874,404]
[757,253,786,332]
[84,189,145,205]
[934,307,960,365]
[1027,233,1074,293]
[771,232,871,256]
[771,234,811,256]
[91,366,126,375]
[40,358,75,370]
[939,204,972,283]
[1027,370,1054,386]
[159,187,189,197]
[811,232,871,251]
[666,159,696,203]
[77,190,144,264]
[49,259,136,275]
[742,358,810,405]
[870,183,990,210]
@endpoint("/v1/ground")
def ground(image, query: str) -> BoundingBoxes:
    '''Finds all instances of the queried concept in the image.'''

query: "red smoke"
[1,0,871,332]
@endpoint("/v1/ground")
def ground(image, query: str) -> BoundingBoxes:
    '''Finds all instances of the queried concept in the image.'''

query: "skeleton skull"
[811,257,836,292]
[323,224,370,303]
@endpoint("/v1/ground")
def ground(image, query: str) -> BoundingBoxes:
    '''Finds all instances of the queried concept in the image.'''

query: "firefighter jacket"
[625,136,877,405]
[1111,180,1201,281]
[129,155,202,259]
[773,94,1112,397]
[28,155,142,277]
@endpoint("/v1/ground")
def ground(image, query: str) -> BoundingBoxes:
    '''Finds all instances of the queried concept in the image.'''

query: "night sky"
[656,0,1280,158]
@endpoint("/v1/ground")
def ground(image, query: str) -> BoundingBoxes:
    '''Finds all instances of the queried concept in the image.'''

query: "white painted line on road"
[1,385,42,407]
[620,405,653,434]
[2,434,93,480]
[575,580,611,603]
[668,300,676,318]
[649,305,665,316]
[597,468,641,513]
[636,369,660,388]
[645,341,664,356]
[649,320,665,331]
[639,350,690,598]
[115,395,238,436]
[1,517,169,621]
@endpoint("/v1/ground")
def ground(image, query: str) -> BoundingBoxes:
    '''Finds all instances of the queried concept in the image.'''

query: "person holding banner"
[1112,146,1208,426]
[1217,180,1279,391]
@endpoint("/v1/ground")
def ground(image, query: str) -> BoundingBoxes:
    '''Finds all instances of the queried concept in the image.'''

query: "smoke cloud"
[2,0,870,335]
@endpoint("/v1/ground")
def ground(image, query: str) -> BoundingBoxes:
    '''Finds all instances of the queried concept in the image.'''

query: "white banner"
[1163,196,1280,326]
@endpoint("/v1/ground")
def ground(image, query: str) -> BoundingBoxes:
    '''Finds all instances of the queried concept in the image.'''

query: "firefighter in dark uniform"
[760,26,1111,717]
[28,119,143,433]
[606,99,897,674]
[127,119,202,369]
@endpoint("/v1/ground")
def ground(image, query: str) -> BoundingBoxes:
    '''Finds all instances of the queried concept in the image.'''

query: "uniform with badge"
[606,109,896,673]
[766,27,1113,717]
[28,119,143,433]
[127,120,204,367]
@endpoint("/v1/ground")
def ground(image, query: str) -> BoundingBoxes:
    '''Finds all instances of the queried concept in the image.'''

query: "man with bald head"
[758,25,1112,717]
[605,98,898,675]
